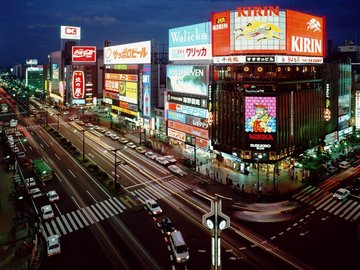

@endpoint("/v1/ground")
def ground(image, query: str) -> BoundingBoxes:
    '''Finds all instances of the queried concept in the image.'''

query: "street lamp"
[111,148,121,185]
[55,112,60,132]
[255,154,263,194]
[79,127,92,161]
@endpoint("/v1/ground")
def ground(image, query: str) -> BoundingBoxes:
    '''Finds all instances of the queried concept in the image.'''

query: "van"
[170,231,189,263]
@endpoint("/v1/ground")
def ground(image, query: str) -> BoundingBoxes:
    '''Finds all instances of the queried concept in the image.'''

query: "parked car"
[168,165,186,176]
[16,152,26,159]
[41,205,54,220]
[333,188,350,200]
[119,137,129,144]
[159,217,175,235]
[135,146,146,154]
[156,157,170,166]
[18,156,31,166]
[47,235,61,256]
[339,161,350,169]
[47,190,60,202]
[145,151,157,160]
[126,142,137,149]
[29,188,43,198]
[111,134,119,140]
[164,155,177,164]
[85,123,94,128]
[105,131,113,137]
[24,177,36,188]
[144,199,163,215]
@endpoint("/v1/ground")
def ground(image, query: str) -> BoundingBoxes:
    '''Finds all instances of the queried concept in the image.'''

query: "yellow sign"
[125,82,137,99]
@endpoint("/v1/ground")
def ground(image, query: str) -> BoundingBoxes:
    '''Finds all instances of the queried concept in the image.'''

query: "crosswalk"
[292,185,360,222]
[41,179,189,239]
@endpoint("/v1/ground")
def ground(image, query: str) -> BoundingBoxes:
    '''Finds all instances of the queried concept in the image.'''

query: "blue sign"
[169,22,211,48]
[167,110,186,123]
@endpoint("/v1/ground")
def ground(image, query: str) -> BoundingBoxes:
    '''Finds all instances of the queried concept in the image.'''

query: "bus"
[32,158,53,181]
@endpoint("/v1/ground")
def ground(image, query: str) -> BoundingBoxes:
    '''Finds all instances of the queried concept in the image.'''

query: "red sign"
[249,133,274,140]
[168,120,209,140]
[72,71,84,99]
[72,46,96,62]
[212,11,231,56]
[168,128,186,141]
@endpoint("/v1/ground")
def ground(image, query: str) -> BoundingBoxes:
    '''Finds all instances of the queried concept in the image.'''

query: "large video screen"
[245,96,277,133]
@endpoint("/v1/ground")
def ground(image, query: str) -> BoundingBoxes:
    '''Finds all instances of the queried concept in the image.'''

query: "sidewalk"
[122,130,305,203]
[0,163,43,270]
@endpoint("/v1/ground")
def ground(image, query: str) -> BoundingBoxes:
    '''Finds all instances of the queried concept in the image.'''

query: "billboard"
[212,6,326,57]
[244,96,277,133]
[61,26,81,40]
[104,73,138,104]
[104,41,151,64]
[72,71,85,99]
[72,46,96,62]
[143,65,151,118]
[169,22,212,60]
[166,65,209,96]
[168,128,186,142]
[26,59,38,65]
[356,91,360,130]
[167,102,208,118]
[168,120,209,140]
[167,92,208,109]
[167,110,186,123]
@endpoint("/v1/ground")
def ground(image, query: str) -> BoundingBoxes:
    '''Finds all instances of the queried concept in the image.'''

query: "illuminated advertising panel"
[166,65,208,96]
[168,128,186,142]
[167,110,186,123]
[169,22,212,60]
[167,93,208,109]
[168,102,208,118]
[72,46,96,62]
[143,65,151,118]
[212,10,231,56]
[356,91,360,130]
[72,71,85,99]
[233,7,286,54]
[104,73,138,105]
[286,10,325,57]
[245,96,276,133]
[52,64,59,80]
[26,59,38,65]
[168,120,209,139]
[61,26,81,40]
[104,41,151,64]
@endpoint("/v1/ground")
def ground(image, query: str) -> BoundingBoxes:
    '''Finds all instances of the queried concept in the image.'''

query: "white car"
[144,199,163,215]
[85,123,94,128]
[105,131,113,137]
[333,188,350,200]
[164,155,177,164]
[111,134,120,140]
[339,161,350,169]
[47,190,59,202]
[156,157,170,166]
[24,177,36,188]
[29,188,43,198]
[126,142,137,149]
[47,235,61,256]
[145,151,157,160]
[41,205,54,220]
[168,165,187,176]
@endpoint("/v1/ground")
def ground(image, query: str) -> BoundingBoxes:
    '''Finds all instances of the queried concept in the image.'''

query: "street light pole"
[111,148,121,185]
[256,154,263,194]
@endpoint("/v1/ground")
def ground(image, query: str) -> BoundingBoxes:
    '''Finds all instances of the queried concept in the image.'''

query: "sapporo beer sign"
[73,71,84,99]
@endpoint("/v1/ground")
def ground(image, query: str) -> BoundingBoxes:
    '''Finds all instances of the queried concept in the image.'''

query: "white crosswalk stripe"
[40,179,192,238]
[292,186,360,222]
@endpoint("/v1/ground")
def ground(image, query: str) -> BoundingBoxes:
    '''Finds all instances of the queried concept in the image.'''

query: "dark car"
[18,156,31,166]
[160,217,175,235]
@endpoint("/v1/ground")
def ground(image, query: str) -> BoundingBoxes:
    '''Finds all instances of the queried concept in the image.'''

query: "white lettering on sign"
[168,128,186,141]
[291,36,322,54]
[250,143,271,150]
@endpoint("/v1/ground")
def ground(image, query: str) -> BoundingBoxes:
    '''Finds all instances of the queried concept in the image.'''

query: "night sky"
[0,0,358,67]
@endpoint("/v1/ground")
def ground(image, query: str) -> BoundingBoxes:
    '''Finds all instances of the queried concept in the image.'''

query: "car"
[14,131,22,137]
[41,205,54,220]
[62,111,69,115]
[156,157,170,166]
[339,161,350,169]
[168,165,186,176]
[85,123,94,128]
[145,151,157,160]
[126,142,137,149]
[47,235,61,256]
[68,116,75,121]
[29,188,43,198]
[18,156,31,166]
[76,120,85,125]
[16,152,26,159]
[93,125,102,131]
[12,146,20,153]
[333,188,350,200]
[159,217,175,235]
[105,131,113,137]
[47,190,60,202]
[164,155,177,164]
[135,146,146,154]
[327,166,337,173]
[111,134,120,140]
[118,137,129,144]
[24,177,36,188]
[144,199,163,215]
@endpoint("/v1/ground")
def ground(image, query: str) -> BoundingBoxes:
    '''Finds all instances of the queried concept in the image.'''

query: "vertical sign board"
[356,91,360,130]
[73,71,85,99]
[143,65,151,118]
[212,11,231,56]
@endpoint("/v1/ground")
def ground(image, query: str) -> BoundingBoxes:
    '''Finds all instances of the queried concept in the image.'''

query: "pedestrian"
[218,163,220,168]
[242,184,245,192]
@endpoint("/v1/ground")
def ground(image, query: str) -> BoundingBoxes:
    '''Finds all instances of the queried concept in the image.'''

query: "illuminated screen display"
[245,96,276,133]
[166,65,208,96]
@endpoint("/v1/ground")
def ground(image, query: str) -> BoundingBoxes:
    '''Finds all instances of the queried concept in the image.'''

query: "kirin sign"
[72,71,85,99]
